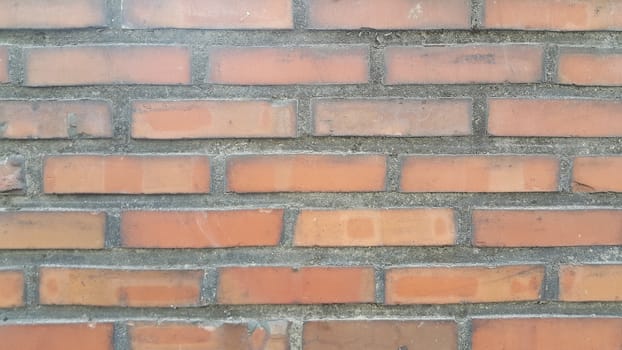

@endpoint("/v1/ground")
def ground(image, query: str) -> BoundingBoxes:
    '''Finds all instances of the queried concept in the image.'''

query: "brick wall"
[1,0,622,349]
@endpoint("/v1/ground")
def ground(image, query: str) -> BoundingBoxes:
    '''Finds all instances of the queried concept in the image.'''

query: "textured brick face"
[0,0,106,29]
[0,324,113,350]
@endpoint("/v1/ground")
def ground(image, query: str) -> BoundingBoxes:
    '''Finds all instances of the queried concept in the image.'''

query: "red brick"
[386,265,544,304]
[0,157,24,193]
[484,0,622,31]
[0,0,106,29]
[0,47,7,83]
[385,45,544,84]
[474,209,622,247]
[0,211,105,249]
[25,46,191,86]
[294,208,456,247]
[558,49,622,86]
[121,209,283,248]
[400,156,559,192]
[208,46,369,85]
[131,100,296,139]
[560,265,622,301]
[472,318,622,350]
[0,324,113,350]
[39,268,203,307]
[313,98,472,136]
[227,154,386,193]
[307,0,470,29]
[123,0,293,29]
[0,100,112,139]
[488,98,622,137]
[217,266,375,304]
[0,271,23,308]
[303,320,457,350]
[44,155,210,194]
[129,321,289,350]
[573,157,622,192]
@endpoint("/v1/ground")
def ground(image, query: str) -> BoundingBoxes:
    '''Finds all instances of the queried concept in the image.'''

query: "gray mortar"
[1,2,622,350]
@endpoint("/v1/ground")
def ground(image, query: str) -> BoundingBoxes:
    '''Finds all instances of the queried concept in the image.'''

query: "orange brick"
[129,321,289,350]
[560,265,622,301]
[0,0,106,29]
[386,265,544,304]
[0,100,112,139]
[0,47,7,83]
[0,324,113,350]
[0,157,24,193]
[121,209,283,248]
[208,46,369,85]
[484,0,622,31]
[294,208,455,247]
[123,0,293,29]
[474,209,622,247]
[44,155,210,194]
[25,46,191,86]
[39,268,203,307]
[227,154,386,193]
[385,45,544,84]
[400,156,559,192]
[131,100,296,139]
[472,318,622,350]
[558,49,622,86]
[573,157,622,192]
[307,0,470,29]
[0,271,23,308]
[488,98,622,137]
[303,320,457,350]
[217,267,375,304]
[313,99,472,137]
[0,211,105,249]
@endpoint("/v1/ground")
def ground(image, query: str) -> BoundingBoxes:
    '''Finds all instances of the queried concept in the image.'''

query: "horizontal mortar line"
[0,247,620,266]
[5,193,622,209]
[1,303,622,322]
[2,30,622,45]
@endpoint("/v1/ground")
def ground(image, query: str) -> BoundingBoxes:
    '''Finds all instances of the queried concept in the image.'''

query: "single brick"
[560,265,622,301]
[484,0,622,31]
[473,209,622,247]
[129,321,289,350]
[303,320,457,350]
[573,157,622,192]
[0,324,113,350]
[0,211,106,249]
[131,100,296,139]
[472,318,622,350]
[400,156,559,192]
[123,0,293,29]
[0,47,7,83]
[294,208,456,247]
[39,268,203,307]
[0,271,23,308]
[0,100,112,139]
[121,209,283,248]
[488,98,622,137]
[0,157,24,193]
[217,266,375,304]
[0,0,106,29]
[44,155,210,194]
[558,49,622,86]
[227,154,387,193]
[25,46,191,86]
[307,0,470,29]
[313,98,472,137]
[386,265,544,304]
[385,45,544,84]
[208,46,369,85]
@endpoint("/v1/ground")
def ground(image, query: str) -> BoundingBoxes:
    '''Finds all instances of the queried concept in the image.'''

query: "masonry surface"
[2,0,622,349]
